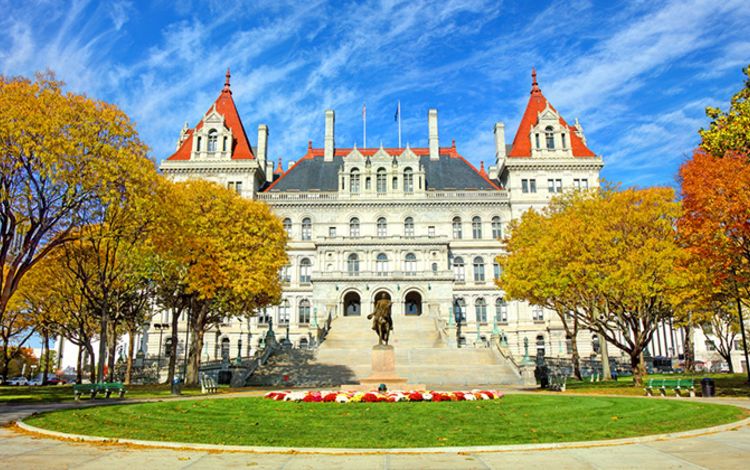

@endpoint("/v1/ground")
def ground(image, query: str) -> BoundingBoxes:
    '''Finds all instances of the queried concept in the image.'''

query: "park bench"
[73,382,127,400]
[548,374,567,392]
[200,374,219,394]
[644,378,695,397]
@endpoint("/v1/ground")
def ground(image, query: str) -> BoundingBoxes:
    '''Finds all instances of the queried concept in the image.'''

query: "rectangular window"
[582,178,588,189]
[328,227,336,237]
[428,226,435,237]
[235,181,243,195]
[548,179,555,193]
[522,179,529,193]
[530,179,537,193]
[555,179,562,193]
[392,177,398,190]
[365,177,371,190]
[228,182,235,191]
[535,134,540,148]
[532,306,544,322]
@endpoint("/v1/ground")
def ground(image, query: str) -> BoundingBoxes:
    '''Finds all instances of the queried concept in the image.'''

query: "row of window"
[283,216,504,240]
[227,181,243,194]
[454,298,509,324]
[534,126,565,150]
[348,167,416,193]
[452,257,501,282]
[520,178,588,194]
[257,299,312,325]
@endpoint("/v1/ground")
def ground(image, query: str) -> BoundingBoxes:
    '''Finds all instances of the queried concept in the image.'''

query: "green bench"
[644,378,695,397]
[73,382,127,400]
[548,374,568,392]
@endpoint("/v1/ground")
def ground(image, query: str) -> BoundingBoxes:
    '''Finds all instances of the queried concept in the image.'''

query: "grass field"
[559,373,750,397]
[24,395,747,448]
[0,384,231,404]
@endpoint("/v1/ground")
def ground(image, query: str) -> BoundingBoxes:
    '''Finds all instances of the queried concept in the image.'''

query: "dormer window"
[197,136,202,152]
[535,133,540,149]
[223,136,228,152]
[545,126,554,149]
[208,129,218,152]
[560,133,566,148]
[350,168,360,193]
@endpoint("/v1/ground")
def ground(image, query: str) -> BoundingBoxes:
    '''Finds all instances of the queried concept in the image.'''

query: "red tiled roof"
[166,68,254,161]
[508,69,595,158]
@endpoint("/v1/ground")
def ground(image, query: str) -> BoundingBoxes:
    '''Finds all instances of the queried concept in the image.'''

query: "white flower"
[465,393,476,400]
[423,393,433,401]
[336,395,349,403]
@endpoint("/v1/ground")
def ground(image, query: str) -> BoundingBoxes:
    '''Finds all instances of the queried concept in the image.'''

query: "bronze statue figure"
[367,298,393,345]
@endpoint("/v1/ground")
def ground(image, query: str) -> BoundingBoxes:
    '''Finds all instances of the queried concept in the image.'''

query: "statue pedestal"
[344,345,424,392]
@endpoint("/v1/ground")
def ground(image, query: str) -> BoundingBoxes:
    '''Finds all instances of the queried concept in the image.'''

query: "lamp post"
[154,323,168,382]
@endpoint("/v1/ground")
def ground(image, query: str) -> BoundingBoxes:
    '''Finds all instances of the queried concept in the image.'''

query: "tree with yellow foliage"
[499,187,687,385]
[150,180,287,385]
[0,73,151,361]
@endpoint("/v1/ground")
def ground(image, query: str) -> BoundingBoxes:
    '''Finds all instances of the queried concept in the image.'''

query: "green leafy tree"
[699,65,750,157]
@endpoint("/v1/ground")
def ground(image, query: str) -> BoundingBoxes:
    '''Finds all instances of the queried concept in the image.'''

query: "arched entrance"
[404,290,422,315]
[344,291,361,316]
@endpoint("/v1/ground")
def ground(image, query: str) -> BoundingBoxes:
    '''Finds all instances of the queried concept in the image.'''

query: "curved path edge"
[15,410,750,455]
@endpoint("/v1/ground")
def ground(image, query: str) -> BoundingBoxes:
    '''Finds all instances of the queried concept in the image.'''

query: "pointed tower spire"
[274,157,284,175]
[479,160,488,178]
[223,67,232,94]
[531,67,541,95]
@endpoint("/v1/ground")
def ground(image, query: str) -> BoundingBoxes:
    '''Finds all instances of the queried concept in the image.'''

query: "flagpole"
[397,100,402,148]
[363,103,367,148]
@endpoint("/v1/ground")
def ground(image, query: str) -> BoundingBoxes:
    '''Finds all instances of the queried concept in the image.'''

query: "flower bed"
[264,389,503,403]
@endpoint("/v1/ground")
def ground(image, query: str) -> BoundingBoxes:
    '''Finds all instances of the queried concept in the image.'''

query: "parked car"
[6,376,29,386]
[28,373,66,386]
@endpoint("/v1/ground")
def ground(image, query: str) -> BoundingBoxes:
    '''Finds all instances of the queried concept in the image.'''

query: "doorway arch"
[404,290,422,315]
[343,291,361,316]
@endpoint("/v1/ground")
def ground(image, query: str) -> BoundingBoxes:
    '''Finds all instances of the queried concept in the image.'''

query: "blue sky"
[1,0,749,188]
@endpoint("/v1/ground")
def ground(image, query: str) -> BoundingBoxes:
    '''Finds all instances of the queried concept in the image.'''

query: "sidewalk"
[1,394,749,469]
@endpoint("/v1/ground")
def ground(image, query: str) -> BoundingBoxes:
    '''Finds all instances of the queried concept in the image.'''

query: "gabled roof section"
[508,69,596,158]
[265,147,500,192]
[166,68,254,161]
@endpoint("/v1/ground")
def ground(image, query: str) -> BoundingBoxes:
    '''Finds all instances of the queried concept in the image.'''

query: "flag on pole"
[395,100,402,148]
[394,102,399,122]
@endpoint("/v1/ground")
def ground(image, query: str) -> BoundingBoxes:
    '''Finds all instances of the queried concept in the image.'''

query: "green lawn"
[560,373,750,397]
[24,395,747,448]
[0,384,230,404]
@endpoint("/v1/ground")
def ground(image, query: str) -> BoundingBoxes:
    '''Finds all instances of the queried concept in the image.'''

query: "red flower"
[454,392,465,400]
[323,393,338,402]
[408,392,423,401]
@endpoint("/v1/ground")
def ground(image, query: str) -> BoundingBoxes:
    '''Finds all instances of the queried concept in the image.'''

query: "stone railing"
[315,270,454,281]
[257,190,509,202]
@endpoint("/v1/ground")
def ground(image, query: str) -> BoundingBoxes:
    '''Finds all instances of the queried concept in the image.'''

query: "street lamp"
[154,323,169,382]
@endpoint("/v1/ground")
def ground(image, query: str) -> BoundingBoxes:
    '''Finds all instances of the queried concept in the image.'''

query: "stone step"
[315,348,502,365]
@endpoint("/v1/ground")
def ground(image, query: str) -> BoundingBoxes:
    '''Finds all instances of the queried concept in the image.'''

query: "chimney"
[257,124,268,165]
[324,109,335,162]
[494,122,506,162]
[428,109,439,160]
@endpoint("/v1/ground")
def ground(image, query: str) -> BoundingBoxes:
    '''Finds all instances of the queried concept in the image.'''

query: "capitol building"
[114,67,729,383]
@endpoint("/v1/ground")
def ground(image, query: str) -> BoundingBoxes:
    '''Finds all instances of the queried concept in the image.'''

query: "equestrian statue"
[367,298,393,346]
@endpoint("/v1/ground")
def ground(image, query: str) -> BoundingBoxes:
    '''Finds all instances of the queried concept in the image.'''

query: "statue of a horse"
[367,299,393,346]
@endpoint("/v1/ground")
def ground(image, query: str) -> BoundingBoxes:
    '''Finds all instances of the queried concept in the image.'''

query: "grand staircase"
[247,315,522,388]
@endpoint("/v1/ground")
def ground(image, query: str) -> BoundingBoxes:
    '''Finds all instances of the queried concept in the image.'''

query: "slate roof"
[265,151,500,192]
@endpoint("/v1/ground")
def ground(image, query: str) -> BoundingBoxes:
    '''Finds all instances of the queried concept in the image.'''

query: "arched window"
[473,256,485,282]
[298,299,311,324]
[545,126,555,149]
[475,298,487,324]
[404,217,415,237]
[347,253,359,275]
[472,216,482,239]
[376,253,389,275]
[431,262,438,273]
[452,217,462,239]
[403,167,414,192]
[350,168,360,193]
[392,176,398,190]
[196,136,202,152]
[495,298,508,323]
[349,217,360,237]
[493,261,501,280]
[278,300,290,325]
[454,298,466,324]
[377,217,387,237]
[491,216,502,239]
[299,258,312,283]
[404,253,416,275]
[208,129,218,152]
[301,218,312,240]
[282,218,292,237]
[376,168,387,193]
[222,136,228,152]
[453,256,465,282]
[536,334,545,358]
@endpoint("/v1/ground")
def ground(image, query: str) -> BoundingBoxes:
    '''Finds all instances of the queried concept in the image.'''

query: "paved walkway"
[1,394,749,469]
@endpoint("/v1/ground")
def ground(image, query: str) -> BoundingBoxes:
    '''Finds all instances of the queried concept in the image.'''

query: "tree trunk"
[718,349,735,373]
[107,333,117,382]
[570,334,582,380]
[1,339,10,380]
[125,330,135,385]
[600,333,611,380]
[683,326,695,373]
[86,343,97,383]
[42,332,50,385]
[186,327,205,386]
[167,309,181,385]
[631,352,644,386]
[97,304,108,383]
[76,346,83,384]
